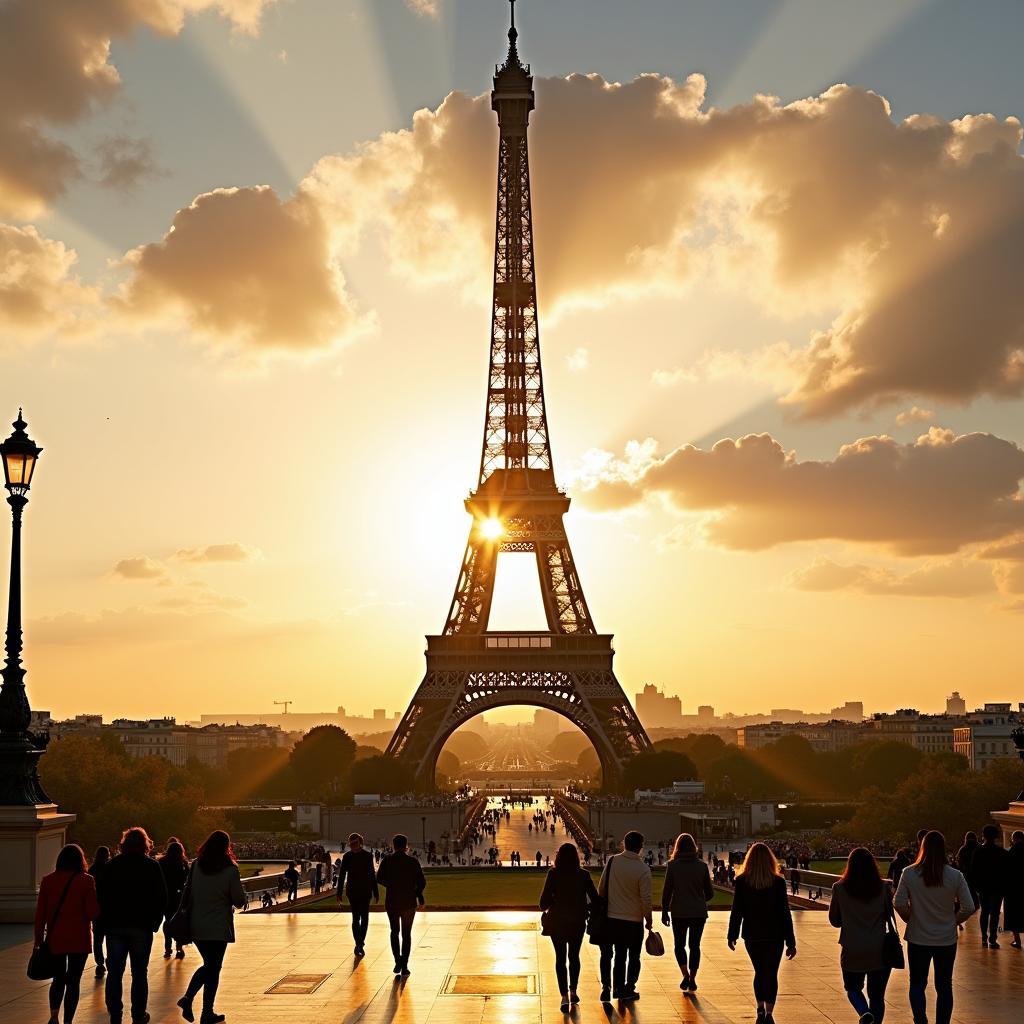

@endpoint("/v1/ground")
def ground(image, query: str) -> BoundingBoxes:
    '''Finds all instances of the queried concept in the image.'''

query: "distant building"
[829,701,864,722]
[946,692,968,717]
[635,684,682,729]
[868,709,966,755]
[737,721,864,753]
[697,705,714,722]
[634,780,706,803]
[953,703,1023,770]
[198,706,401,736]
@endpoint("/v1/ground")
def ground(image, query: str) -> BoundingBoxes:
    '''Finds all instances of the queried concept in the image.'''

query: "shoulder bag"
[587,855,613,946]
[644,927,665,956]
[883,888,905,970]
[27,874,76,981]
[167,863,195,947]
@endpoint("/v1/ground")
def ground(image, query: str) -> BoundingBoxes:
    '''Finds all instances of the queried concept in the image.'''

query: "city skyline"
[7,1,1024,723]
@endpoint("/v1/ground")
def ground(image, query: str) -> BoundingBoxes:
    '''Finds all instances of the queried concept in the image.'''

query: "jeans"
[744,939,784,1004]
[105,928,154,1021]
[670,916,706,973]
[907,942,957,1024]
[387,906,416,965]
[50,952,87,1022]
[350,898,370,949]
[183,940,228,1014]
[600,919,644,994]
[549,929,585,994]
[843,967,891,1024]
[93,921,106,968]
[979,892,1003,942]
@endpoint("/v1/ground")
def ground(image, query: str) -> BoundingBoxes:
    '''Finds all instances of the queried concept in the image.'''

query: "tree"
[350,754,414,796]
[852,741,924,790]
[288,725,356,800]
[577,747,601,779]
[548,730,592,764]
[436,750,460,787]
[443,730,489,764]
[622,750,697,793]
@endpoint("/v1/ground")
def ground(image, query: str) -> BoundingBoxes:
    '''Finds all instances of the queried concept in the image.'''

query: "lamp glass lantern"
[1,411,42,496]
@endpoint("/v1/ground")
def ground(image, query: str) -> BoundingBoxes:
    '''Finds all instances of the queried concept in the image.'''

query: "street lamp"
[0,409,49,805]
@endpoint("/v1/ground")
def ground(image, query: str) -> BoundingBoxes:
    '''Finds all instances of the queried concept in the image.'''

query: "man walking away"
[283,862,299,902]
[338,833,379,956]
[97,827,167,1024]
[597,831,653,1002]
[791,868,802,897]
[973,824,1008,948]
[376,834,426,976]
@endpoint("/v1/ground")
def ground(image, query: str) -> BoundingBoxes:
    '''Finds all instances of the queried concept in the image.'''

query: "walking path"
[0,911,1019,1023]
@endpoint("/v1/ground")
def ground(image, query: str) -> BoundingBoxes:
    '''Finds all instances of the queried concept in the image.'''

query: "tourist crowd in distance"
[28,817,1024,1024]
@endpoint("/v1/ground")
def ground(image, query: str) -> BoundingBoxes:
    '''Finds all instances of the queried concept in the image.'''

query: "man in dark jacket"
[338,832,379,956]
[376,834,426,975]
[97,827,167,1024]
[973,823,1009,947]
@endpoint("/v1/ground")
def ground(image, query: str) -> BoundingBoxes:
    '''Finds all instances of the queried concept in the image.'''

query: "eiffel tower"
[386,2,651,791]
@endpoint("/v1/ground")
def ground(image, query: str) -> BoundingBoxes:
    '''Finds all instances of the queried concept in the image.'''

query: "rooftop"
[0,911,1019,1023]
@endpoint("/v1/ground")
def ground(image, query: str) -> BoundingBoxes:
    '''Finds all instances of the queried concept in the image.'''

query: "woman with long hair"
[829,848,891,1024]
[727,842,795,1024]
[159,839,190,960]
[661,833,714,991]
[88,846,110,978]
[177,830,245,1024]
[539,842,599,1013]
[34,844,99,1024]
[894,831,975,1024]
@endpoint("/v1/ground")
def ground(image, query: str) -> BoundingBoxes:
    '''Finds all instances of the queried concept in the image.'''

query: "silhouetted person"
[727,842,796,1024]
[791,868,802,896]
[337,832,379,956]
[376,834,426,975]
[158,840,189,960]
[597,830,652,1002]
[886,849,909,890]
[972,823,1008,947]
[34,844,99,1024]
[283,861,299,902]
[894,830,975,1024]
[1005,830,1024,948]
[176,830,246,1024]
[539,843,598,1011]
[89,846,111,979]
[97,826,167,1024]
[829,847,891,1024]
[662,832,714,992]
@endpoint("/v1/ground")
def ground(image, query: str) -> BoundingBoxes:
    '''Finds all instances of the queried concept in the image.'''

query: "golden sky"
[3,0,1024,722]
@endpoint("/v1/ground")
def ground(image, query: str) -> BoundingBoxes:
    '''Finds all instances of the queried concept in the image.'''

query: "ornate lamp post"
[1012,725,1024,802]
[0,409,50,805]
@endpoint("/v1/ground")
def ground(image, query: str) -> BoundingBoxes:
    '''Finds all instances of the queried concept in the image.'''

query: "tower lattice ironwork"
[387,4,651,791]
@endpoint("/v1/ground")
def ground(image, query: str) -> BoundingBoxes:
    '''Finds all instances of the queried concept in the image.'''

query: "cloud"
[96,136,159,190]
[173,543,254,563]
[566,347,589,373]
[112,556,168,582]
[117,187,358,350]
[0,224,98,341]
[895,406,934,426]
[0,0,275,217]
[406,0,440,18]
[578,427,1024,555]
[790,557,996,598]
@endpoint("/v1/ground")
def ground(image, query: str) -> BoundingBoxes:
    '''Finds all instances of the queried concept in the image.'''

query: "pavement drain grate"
[444,974,537,995]
[266,973,331,995]
[467,921,537,931]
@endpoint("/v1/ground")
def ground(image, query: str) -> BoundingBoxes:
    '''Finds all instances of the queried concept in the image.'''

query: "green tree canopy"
[623,750,698,793]
[289,725,356,800]
[350,754,414,796]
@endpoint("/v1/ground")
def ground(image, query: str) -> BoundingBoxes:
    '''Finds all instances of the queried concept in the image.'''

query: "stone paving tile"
[0,912,1020,1023]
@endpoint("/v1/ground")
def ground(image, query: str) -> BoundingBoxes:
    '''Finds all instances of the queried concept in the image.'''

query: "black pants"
[162,917,183,955]
[744,939,784,1004]
[843,967,891,1024]
[50,952,87,1022]
[387,907,416,965]
[105,927,153,1021]
[600,919,644,993]
[183,939,228,1014]
[549,929,585,994]
[907,942,956,1024]
[671,916,706,973]
[350,898,370,948]
[979,892,1003,942]
[93,921,105,968]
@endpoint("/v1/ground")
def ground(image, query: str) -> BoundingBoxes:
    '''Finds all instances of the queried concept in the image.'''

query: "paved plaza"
[0,911,1020,1024]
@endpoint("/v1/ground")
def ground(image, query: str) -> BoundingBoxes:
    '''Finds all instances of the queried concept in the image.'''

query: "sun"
[479,517,504,540]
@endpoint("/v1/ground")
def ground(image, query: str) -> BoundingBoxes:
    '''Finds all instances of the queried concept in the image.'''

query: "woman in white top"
[893,831,975,1024]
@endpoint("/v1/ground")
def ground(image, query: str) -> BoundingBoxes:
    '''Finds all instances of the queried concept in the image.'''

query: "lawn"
[239,864,264,879]
[292,868,733,911]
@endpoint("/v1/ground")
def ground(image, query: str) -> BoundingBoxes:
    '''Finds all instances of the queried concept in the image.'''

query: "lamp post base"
[0,802,76,922]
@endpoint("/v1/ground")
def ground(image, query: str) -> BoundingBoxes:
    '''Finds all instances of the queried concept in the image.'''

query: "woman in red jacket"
[34,844,99,1024]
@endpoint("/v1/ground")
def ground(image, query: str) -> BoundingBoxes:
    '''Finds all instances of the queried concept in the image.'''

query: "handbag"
[167,863,194,947]
[644,928,665,956]
[883,890,905,970]
[27,874,76,981]
[587,855,613,946]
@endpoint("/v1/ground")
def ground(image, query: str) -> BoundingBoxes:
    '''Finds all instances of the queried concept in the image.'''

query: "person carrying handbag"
[829,848,899,1024]
[32,844,99,1024]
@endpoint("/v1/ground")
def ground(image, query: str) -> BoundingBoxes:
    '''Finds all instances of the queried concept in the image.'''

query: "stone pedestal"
[992,801,1024,846]
[0,803,76,922]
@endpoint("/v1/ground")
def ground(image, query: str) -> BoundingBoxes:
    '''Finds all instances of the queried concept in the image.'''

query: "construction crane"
[273,701,292,714]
